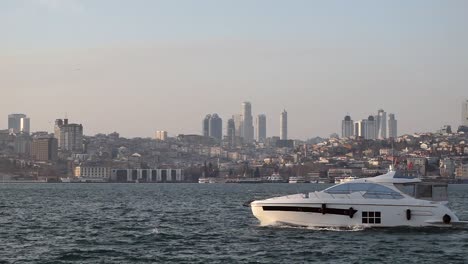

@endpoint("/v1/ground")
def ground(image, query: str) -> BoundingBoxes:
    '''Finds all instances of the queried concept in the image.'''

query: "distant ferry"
[265,173,287,183]
[60,177,107,183]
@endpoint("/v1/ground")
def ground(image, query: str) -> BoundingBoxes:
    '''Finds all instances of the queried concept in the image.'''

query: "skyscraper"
[377,109,387,139]
[202,114,211,137]
[388,113,398,138]
[227,118,236,147]
[54,119,83,152]
[242,102,254,143]
[8,114,30,134]
[341,115,354,138]
[208,114,223,141]
[462,100,468,126]
[366,116,377,140]
[233,114,243,139]
[155,131,168,141]
[256,114,267,142]
[355,117,376,140]
[280,110,288,140]
[354,120,367,138]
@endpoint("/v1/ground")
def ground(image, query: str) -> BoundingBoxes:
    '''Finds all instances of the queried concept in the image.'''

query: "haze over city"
[2,0,468,139]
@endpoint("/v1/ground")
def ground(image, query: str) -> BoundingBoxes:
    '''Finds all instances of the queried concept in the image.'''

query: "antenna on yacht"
[390,139,396,172]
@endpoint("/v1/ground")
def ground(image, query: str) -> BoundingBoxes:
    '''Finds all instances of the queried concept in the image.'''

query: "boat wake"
[262,222,368,232]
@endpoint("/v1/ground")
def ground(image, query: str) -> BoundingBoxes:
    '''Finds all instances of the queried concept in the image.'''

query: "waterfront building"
[463,100,468,126]
[54,119,84,152]
[280,109,287,140]
[202,115,211,137]
[242,102,254,143]
[256,114,267,142]
[341,115,354,138]
[8,114,30,134]
[74,166,111,180]
[377,109,387,139]
[388,113,398,138]
[30,137,58,161]
[111,168,184,182]
[155,131,168,141]
[208,114,223,141]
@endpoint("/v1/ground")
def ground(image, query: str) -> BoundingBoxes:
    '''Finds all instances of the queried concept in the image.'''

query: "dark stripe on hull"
[262,205,357,218]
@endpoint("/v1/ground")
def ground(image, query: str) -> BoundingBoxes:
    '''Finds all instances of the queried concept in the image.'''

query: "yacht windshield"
[325,183,403,199]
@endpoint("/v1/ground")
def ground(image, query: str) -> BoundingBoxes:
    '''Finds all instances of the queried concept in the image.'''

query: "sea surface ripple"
[0,183,467,263]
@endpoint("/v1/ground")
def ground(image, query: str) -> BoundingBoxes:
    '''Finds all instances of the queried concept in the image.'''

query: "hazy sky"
[2,0,468,139]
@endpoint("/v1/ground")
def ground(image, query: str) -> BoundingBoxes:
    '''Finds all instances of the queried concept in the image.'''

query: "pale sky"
[1,0,468,139]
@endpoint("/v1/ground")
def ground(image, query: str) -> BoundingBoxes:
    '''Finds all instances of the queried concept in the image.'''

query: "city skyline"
[5,100,468,140]
[2,1,468,139]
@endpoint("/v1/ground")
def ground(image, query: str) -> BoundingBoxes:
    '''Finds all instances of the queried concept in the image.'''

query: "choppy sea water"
[0,183,467,264]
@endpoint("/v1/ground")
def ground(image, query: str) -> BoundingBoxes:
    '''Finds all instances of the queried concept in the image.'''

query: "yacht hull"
[251,202,459,228]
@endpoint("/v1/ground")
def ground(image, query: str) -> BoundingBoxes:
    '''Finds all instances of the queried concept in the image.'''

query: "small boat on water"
[249,168,467,228]
[289,176,306,183]
[198,178,211,184]
[335,176,359,184]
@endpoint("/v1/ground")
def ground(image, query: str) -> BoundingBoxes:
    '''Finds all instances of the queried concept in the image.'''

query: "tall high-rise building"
[8,114,30,134]
[242,102,254,143]
[355,116,376,140]
[227,118,236,147]
[341,115,354,138]
[31,136,58,161]
[388,113,398,138]
[377,109,387,139]
[155,131,168,141]
[366,116,377,140]
[354,120,367,138]
[202,115,211,137]
[462,100,468,126]
[280,110,288,140]
[54,119,83,152]
[202,114,223,141]
[208,114,223,141]
[256,114,267,142]
[233,114,243,139]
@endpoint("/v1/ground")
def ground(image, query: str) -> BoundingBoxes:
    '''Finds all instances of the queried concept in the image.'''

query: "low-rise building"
[111,169,184,183]
[74,166,111,180]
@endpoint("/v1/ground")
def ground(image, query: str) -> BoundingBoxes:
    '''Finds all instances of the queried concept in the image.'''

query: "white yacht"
[250,170,466,228]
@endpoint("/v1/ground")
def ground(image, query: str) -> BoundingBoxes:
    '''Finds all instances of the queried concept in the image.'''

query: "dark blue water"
[0,183,467,263]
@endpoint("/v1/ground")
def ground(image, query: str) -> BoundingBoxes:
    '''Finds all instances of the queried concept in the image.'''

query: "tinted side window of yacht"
[416,184,432,199]
[394,183,415,197]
